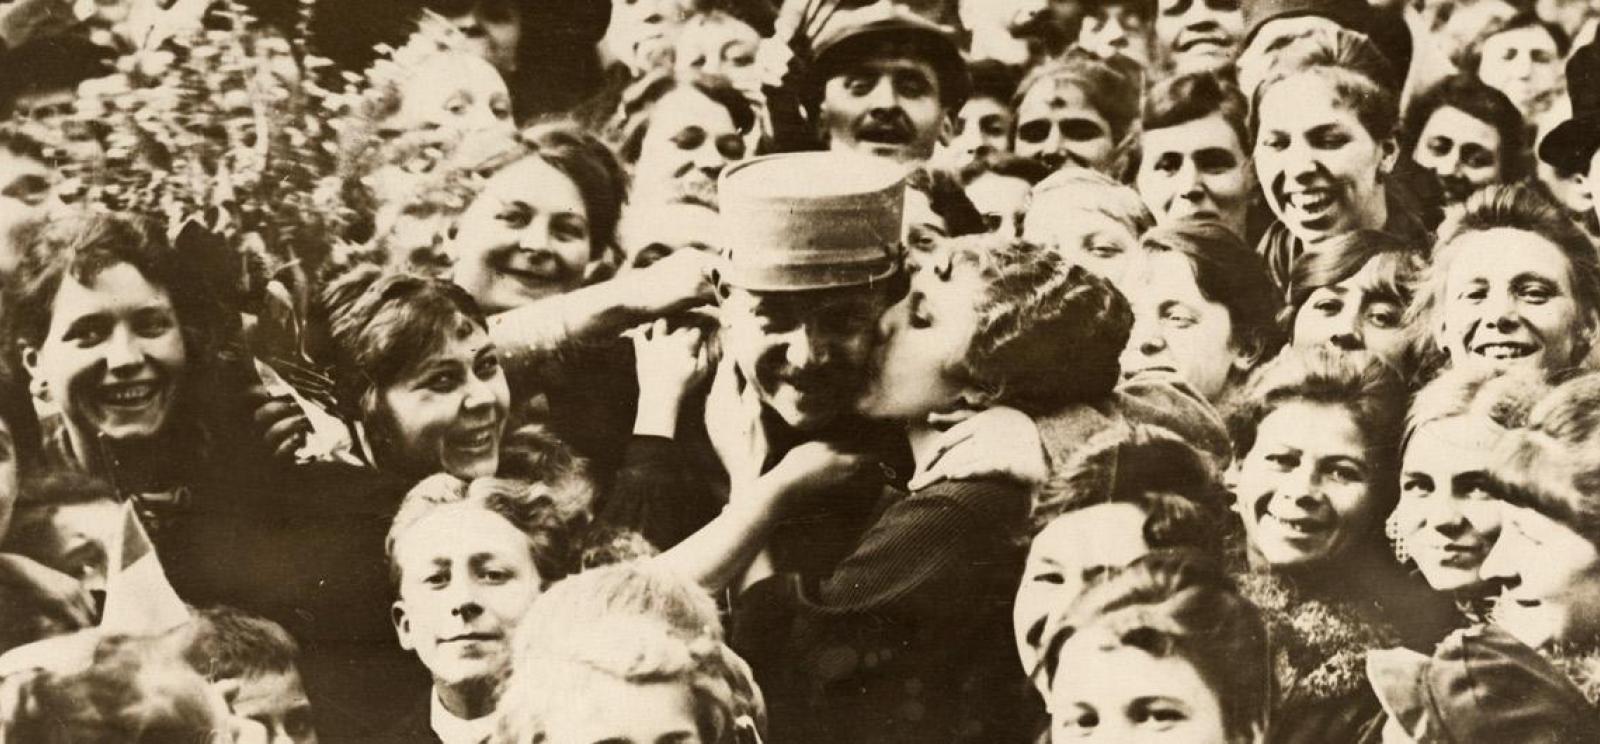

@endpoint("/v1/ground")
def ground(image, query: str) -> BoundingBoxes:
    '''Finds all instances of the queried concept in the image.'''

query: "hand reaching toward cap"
[630,319,714,440]
[707,357,771,488]
[623,248,716,318]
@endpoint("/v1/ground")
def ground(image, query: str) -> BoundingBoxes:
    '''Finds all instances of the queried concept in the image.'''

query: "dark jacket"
[732,477,1034,744]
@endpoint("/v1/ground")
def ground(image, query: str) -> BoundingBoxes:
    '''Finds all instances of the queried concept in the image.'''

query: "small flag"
[99,502,189,636]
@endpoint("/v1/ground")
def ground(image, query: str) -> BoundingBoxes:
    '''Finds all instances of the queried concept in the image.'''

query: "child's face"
[220,670,319,744]
[23,500,122,594]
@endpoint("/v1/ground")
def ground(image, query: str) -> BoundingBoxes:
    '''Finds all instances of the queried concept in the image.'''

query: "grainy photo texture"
[0,0,1599,742]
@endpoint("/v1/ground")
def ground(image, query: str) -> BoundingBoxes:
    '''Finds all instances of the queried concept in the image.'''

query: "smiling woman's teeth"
[457,428,494,448]
[1288,191,1333,212]
[1476,343,1533,360]
[1266,513,1319,536]
[104,384,157,404]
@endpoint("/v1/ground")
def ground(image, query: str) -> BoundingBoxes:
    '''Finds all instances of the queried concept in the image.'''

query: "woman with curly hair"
[1224,348,1457,742]
[2,213,234,495]
[318,267,510,482]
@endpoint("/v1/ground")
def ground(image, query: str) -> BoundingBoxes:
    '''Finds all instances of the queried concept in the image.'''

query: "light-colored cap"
[716,152,907,291]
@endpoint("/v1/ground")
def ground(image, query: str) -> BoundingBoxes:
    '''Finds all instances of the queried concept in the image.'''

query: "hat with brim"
[811,4,970,109]
[716,152,907,292]
[1539,42,1600,174]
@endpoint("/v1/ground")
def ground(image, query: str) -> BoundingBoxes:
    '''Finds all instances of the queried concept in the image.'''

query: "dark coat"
[733,477,1035,744]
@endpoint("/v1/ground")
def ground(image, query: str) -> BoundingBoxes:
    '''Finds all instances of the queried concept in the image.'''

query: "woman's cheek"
[1329,481,1378,536]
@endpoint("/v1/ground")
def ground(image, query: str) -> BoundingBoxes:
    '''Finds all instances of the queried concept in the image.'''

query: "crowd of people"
[0,0,1599,741]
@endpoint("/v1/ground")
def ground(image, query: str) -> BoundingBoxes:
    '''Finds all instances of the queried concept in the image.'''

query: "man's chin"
[427,656,505,688]
[764,390,844,433]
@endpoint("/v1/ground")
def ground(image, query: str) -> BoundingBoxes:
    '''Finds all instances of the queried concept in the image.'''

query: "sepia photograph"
[0,0,1598,741]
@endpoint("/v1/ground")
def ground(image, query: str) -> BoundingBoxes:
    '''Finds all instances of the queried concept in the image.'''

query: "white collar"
[429,689,496,744]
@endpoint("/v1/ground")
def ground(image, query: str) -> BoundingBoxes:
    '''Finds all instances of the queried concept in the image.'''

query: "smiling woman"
[322,267,511,481]
[1408,184,1600,379]
[2,212,223,478]
[1223,349,1457,643]
[448,122,627,314]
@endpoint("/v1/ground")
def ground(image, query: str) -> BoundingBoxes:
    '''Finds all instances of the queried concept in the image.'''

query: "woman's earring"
[1385,514,1410,564]
[29,377,47,401]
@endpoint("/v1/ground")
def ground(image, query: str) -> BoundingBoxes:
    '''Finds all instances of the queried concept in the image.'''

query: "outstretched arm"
[489,250,714,383]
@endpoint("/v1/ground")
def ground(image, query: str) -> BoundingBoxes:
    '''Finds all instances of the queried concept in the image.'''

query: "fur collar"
[1237,571,1402,704]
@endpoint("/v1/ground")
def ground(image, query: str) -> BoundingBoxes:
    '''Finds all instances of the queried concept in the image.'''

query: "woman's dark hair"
[1225,348,1408,521]
[949,236,1132,415]
[607,71,756,165]
[0,381,40,478]
[1402,74,1530,184]
[474,120,628,260]
[1143,221,1285,370]
[1032,424,1234,555]
[1144,70,1250,155]
[1041,551,1273,741]
[1456,12,1570,75]
[1287,228,1426,331]
[967,58,1021,107]
[1,214,226,413]
[319,266,490,422]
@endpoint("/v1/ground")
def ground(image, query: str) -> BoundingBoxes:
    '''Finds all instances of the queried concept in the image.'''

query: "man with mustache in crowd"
[597,152,914,553]
[809,4,971,166]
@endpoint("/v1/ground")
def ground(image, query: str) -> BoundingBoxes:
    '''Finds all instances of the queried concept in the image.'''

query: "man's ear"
[391,601,414,652]
[938,111,956,147]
